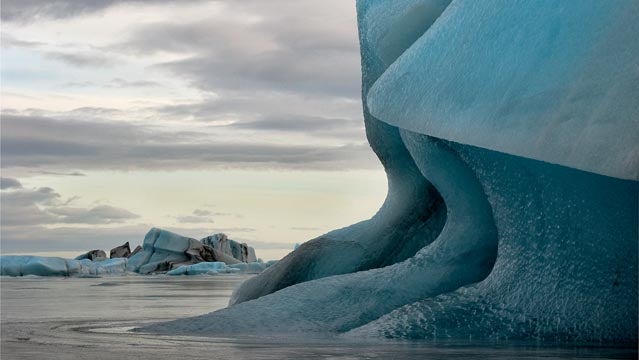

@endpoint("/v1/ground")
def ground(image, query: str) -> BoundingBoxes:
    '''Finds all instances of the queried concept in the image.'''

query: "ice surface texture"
[0,256,128,276]
[0,256,269,277]
[126,228,255,273]
[1,229,264,277]
[367,0,639,180]
[166,261,271,276]
[144,0,637,342]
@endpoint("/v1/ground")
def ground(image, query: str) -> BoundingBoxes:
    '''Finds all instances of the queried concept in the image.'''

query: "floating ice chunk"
[0,256,128,276]
[166,262,239,276]
[0,256,68,276]
[164,261,273,276]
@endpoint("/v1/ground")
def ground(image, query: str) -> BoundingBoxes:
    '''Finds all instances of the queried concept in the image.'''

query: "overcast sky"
[0,0,387,259]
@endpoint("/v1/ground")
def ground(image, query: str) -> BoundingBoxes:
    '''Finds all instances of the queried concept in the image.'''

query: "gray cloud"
[228,115,359,132]
[1,0,205,22]
[114,1,361,98]
[64,78,161,88]
[176,209,213,224]
[1,33,46,48]
[30,170,86,177]
[153,38,360,98]
[49,205,140,224]
[174,208,239,224]
[226,114,365,140]
[4,0,366,159]
[192,209,211,216]
[46,50,115,67]
[109,78,161,88]
[1,177,23,189]
[0,185,139,227]
[176,215,213,224]
[153,95,366,141]
[2,0,120,22]
[1,114,378,171]
[0,187,60,228]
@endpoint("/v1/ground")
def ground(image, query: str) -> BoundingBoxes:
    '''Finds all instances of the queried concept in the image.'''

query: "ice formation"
[1,228,265,277]
[141,0,638,343]
[125,228,258,273]
[166,262,238,276]
[166,261,271,276]
[0,255,270,277]
[0,256,128,277]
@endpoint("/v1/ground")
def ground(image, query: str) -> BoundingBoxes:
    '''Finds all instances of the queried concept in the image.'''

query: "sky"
[0,0,387,260]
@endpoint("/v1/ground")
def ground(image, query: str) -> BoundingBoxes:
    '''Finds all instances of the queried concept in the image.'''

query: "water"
[1,276,636,359]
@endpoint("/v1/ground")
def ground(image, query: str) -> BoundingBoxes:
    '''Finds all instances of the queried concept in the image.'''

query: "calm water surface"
[1,276,636,359]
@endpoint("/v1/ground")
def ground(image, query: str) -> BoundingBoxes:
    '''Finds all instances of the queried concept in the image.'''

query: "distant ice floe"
[1,228,273,277]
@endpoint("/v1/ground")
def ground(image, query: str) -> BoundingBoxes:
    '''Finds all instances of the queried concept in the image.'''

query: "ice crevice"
[228,0,453,306]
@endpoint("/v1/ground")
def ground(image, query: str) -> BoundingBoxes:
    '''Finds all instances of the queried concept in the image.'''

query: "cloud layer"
[1,114,376,171]
[0,1,382,256]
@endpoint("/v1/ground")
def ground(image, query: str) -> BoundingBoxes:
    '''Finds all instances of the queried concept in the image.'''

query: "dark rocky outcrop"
[110,242,131,258]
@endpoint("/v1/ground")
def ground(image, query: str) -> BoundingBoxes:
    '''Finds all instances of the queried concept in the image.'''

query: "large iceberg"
[127,228,257,274]
[136,0,636,342]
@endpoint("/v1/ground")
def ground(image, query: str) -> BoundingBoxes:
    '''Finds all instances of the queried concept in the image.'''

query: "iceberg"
[140,0,638,343]
[201,233,257,263]
[1,256,69,277]
[2,229,264,277]
[0,256,128,277]
[127,228,257,273]
[166,262,239,276]
[166,261,272,276]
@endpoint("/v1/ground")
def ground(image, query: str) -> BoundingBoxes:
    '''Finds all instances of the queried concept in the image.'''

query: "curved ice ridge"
[142,0,638,342]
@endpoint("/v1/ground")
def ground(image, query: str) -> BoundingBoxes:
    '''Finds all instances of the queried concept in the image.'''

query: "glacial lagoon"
[1,275,635,360]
